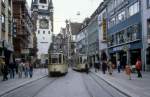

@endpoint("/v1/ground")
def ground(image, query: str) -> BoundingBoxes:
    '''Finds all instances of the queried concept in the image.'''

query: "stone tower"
[31,0,54,59]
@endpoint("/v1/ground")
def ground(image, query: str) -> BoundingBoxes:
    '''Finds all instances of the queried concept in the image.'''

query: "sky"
[27,0,103,34]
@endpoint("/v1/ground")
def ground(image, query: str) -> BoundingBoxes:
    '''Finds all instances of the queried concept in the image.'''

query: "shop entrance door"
[130,49,141,66]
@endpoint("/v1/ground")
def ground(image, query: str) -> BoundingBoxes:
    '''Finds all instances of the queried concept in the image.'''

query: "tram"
[73,54,88,71]
[48,52,68,76]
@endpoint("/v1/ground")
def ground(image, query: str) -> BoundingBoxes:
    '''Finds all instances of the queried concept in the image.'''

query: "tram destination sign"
[51,54,59,58]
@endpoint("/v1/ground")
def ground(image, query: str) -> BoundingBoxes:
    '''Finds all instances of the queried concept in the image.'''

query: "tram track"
[89,73,129,97]
[31,78,58,97]
[1,77,59,97]
[89,73,117,97]
[82,74,94,97]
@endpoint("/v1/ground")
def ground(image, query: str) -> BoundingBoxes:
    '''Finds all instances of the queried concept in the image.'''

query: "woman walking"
[108,59,113,75]
[125,64,131,80]
[135,58,142,78]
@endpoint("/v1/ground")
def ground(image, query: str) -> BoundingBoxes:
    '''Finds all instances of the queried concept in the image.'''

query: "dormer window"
[40,0,47,4]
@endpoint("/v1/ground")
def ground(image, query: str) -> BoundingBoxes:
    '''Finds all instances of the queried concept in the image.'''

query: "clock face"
[39,19,49,29]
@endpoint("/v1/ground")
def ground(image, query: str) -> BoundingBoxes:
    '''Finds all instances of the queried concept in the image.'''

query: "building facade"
[141,0,150,71]
[87,12,99,66]
[13,0,34,61]
[64,20,81,62]
[0,0,13,71]
[107,0,142,68]
[97,2,108,62]
[31,0,53,59]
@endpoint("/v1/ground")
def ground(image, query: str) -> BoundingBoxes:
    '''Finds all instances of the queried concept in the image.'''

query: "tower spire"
[49,0,53,9]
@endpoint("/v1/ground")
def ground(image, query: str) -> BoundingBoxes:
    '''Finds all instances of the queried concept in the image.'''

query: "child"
[125,64,131,80]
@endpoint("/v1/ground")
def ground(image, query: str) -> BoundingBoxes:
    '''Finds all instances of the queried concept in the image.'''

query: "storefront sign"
[113,46,123,52]
[102,18,107,40]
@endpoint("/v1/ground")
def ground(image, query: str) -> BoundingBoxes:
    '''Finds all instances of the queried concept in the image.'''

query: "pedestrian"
[95,60,100,72]
[94,62,97,72]
[18,61,24,78]
[102,61,107,74]
[107,59,113,75]
[29,63,33,78]
[125,64,131,80]
[117,60,121,73]
[9,62,15,79]
[15,61,18,74]
[1,60,8,81]
[24,61,29,78]
[135,58,142,78]
[85,62,89,74]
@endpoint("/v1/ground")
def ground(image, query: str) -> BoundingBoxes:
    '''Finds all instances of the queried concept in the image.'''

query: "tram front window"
[51,58,59,64]
[50,54,62,64]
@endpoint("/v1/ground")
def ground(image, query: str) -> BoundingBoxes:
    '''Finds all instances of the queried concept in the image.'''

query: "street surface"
[1,69,127,97]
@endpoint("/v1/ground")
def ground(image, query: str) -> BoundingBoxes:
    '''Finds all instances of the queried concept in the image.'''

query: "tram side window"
[80,57,82,64]
[83,59,86,64]
[59,54,61,64]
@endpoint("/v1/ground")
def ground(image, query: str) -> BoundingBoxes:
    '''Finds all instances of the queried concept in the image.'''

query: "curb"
[0,74,48,96]
[91,71,139,97]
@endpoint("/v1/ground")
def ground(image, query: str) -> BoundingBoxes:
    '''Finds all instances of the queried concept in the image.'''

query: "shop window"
[129,2,139,16]
[110,35,115,46]
[133,24,140,40]
[127,26,133,41]
[120,31,125,43]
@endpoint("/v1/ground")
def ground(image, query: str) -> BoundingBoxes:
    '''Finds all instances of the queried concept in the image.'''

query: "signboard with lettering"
[102,18,107,41]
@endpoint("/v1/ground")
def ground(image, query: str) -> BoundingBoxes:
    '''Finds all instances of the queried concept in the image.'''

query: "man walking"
[29,63,33,78]
[1,61,8,81]
[9,62,15,79]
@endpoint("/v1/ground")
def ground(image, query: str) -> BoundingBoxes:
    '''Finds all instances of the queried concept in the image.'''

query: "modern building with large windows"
[107,0,142,68]
[141,0,150,71]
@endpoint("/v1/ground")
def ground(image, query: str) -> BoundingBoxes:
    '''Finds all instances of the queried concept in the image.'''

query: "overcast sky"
[27,0,103,34]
